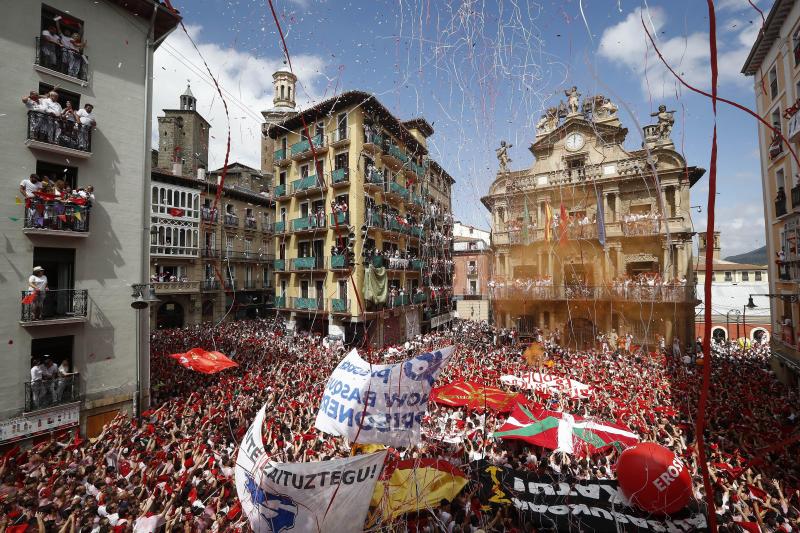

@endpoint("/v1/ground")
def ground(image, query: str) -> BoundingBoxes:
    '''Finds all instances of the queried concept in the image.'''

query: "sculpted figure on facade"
[565,86,581,115]
[651,104,675,140]
[496,140,513,173]
[536,107,559,135]
[596,96,618,119]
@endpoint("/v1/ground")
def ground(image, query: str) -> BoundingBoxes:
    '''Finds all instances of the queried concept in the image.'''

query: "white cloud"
[695,201,767,256]
[152,25,326,170]
[597,7,760,97]
[716,0,766,13]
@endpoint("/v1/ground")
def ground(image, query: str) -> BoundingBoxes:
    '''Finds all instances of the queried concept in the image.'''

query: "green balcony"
[371,256,385,268]
[294,297,321,310]
[332,167,349,184]
[274,220,286,233]
[389,182,409,200]
[367,212,383,228]
[391,294,410,307]
[274,184,286,197]
[290,134,324,156]
[331,298,348,312]
[412,194,425,207]
[411,226,424,238]
[388,218,403,233]
[365,132,384,146]
[274,259,286,271]
[387,144,409,164]
[274,148,286,161]
[291,175,322,194]
[413,292,428,304]
[411,259,424,270]
[366,168,384,186]
[330,255,347,269]
[292,257,319,270]
[291,216,325,231]
[330,212,349,225]
[412,162,425,177]
[275,296,286,308]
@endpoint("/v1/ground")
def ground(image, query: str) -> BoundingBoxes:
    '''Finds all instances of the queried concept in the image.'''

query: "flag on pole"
[523,196,531,244]
[559,203,568,246]
[595,188,606,249]
[544,202,553,242]
[168,348,239,374]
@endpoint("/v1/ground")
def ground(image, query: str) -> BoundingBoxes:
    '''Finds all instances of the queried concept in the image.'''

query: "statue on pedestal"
[565,86,581,115]
[650,104,675,141]
[536,107,559,135]
[496,140,513,173]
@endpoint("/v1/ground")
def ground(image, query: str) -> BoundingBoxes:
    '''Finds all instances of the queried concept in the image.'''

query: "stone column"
[614,194,621,222]
[602,193,610,222]
[662,244,670,278]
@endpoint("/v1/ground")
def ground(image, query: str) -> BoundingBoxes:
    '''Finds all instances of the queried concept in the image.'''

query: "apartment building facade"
[742,0,800,385]
[482,88,704,348]
[264,77,455,345]
[452,222,493,323]
[0,0,180,441]
[150,91,274,329]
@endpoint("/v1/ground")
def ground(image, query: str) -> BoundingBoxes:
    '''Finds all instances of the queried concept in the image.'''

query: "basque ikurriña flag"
[494,404,639,456]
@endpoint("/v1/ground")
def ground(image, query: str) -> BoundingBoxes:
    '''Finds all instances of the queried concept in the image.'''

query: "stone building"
[0,0,180,440]
[263,72,455,345]
[156,84,210,178]
[742,0,800,386]
[452,222,493,323]
[150,91,274,329]
[482,88,704,347]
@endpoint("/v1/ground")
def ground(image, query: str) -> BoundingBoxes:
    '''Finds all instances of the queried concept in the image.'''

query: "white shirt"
[40,97,62,116]
[20,179,42,198]
[31,366,43,382]
[76,108,95,126]
[41,29,62,45]
[134,515,165,533]
[29,274,48,290]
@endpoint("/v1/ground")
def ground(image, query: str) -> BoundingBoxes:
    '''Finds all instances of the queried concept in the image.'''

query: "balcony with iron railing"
[776,195,789,218]
[224,213,240,227]
[291,296,324,311]
[271,220,287,234]
[291,175,325,196]
[244,217,258,230]
[330,212,349,226]
[291,214,327,232]
[34,37,89,84]
[274,259,286,272]
[566,224,599,240]
[274,183,288,198]
[201,247,220,258]
[365,168,385,188]
[223,250,261,262]
[201,208,219,224]
[413,292,429,304]
[20,289,88,326]
[792,186,800,209]
[329,255,349,270]
[290,134,327,159]
[26,110,92,157]
[331,167,350,186]
[621,218,661,236]
[223,279,236,290]
[389,294,411,307]
[24,373,80,413]
[330,298,349,313]
[489,284,696,303]
[152,281,201,294]
[274,147,289,164]
[22,196,91,236]
[363,131,385,152]
[290,256,325,271]
[386,181,410,201]
[202,280,221,291]
[383,144,409,168]
[275,295,287,308]
[467,265,478,276]
[240,280,260,290]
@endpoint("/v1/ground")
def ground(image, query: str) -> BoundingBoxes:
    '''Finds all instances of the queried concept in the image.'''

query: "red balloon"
[616,442,692,514]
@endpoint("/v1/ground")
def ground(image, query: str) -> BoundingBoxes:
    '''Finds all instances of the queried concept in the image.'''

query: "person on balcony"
[38,91,63,144]
[22,91,49,140]
[30,358,45,409]
[41,356,59,405]
[61,28,86,79]
[40,25,62,68]
[27,266,48,320]
[75,103,96,151]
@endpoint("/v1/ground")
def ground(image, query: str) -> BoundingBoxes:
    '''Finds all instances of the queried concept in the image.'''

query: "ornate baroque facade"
[482,88,704,347]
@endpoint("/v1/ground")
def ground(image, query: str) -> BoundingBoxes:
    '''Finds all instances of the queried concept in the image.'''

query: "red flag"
[58,214,67,222]
[226,501,242,520]
[747,484,768,502]
[188,486,198,502]
[21,290,38,305]
[559,203,568,245]
[168,207,185,217]
[168,348,238,374]
[430,381,528,413]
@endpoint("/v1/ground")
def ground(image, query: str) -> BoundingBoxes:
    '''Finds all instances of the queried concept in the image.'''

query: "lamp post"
[130,283,160,418]
[744,295,757,343]
[726,309,741,341]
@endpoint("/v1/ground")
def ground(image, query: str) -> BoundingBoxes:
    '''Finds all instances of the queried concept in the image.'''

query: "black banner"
[473,461,708,532]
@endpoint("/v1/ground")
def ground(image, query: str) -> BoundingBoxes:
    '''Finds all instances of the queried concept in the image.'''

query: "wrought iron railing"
[224,214,239,227]
[329,255,348,269]
[201,280,221,290]
[291,175,324,194]
[244,217,258,230]
[27,110,92,152]
[23,196,90,233]
[290,297,324,310]
[290,134,325,156]
[331,167,350,184]
[331,298,348,312]
[201,208,219,223]
[20,289,88,322]
[489,284,696,302]
[290,256,325,270]
[291,214,327,231]
[24,373,80,412]
[34,37,88,81]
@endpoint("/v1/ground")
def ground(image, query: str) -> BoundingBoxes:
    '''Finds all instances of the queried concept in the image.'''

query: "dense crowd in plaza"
[1,319,798,532]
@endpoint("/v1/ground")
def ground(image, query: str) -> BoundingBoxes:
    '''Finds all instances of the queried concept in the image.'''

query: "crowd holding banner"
[0,318,798,532]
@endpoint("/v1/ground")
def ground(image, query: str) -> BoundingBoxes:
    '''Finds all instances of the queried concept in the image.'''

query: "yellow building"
[482,88,704,348]
[742,0,800,385]
[263,75,454,345]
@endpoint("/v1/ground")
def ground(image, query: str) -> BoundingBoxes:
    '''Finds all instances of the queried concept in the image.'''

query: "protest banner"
[314,346,454,448]
[500,371,592,398]
[473,460,707,532]
[236,404,387,533]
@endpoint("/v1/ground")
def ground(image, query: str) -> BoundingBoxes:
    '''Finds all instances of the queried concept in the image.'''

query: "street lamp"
[726,309,741,341]
[742,295,757,343]
[130,283,160,418]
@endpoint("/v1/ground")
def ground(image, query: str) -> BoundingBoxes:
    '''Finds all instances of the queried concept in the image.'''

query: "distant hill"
[725,245,768,266]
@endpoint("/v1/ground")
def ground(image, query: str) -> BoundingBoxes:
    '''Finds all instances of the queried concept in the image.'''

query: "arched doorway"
[156,302,184,329]
[712,327,727,343]
[566,318,596,349]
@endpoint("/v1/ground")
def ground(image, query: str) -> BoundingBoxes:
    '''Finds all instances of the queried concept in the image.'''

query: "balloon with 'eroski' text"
[616,442,692,514]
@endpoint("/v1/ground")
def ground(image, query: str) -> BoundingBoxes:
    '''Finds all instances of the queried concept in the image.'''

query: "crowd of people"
[2,319,798,532]
[22,91,96,152]
[19,174,94,232]
[40,19,87,79]
[488,274,692,302]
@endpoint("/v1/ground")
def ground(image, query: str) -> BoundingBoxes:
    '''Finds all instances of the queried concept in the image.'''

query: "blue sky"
[154,0,772,256]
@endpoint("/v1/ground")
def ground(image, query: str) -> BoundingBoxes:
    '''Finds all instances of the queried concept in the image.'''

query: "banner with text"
[500,372,592,399]
[236,405,387,533]
[315,346,454,448]
[474,461,707,532]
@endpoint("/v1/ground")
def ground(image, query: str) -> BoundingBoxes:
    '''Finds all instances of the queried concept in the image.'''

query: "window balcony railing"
[223,279,236,290]
[566,224,599,240]
[290,256,324,270]
[386,144,409,164]
[388,181,410,200]
[489,284,697,303]
[20,289,88,324]
[331,128,349,144]
[291,215,327,231]
[364,131,385,147]
[151,281,201,294]
[621,218,661,236]
[26,110,92,155]
[272,220,286,234]
[387,257,410,270]
[34,37,88,82]
[291,175,324,194]
[331,298,348,312]
[366,211,384,229]
[274,148,287,162]
[330,212,349,225]
[241,280,259,290]
[24,373,80,413]
[275,296,286,308]
[792,186,800,209]
[201,208,219,223]
[224,213,239,227]
[411,259,424,270]
[413,292,429,304]
[776,197,789,218]
[244,217,258,230]
[366,168,385,186]
[274,184,287,198]
[331,167,350,184]
[23,196,90,234]
[329,255,348,269]
[467,265,478,276]
[291,297,324,311]
[201,247,220,258]
[389,294,410,307]
[290,134,325,156]
[410,226,424,238]
[274,259,286,271]
[201,280,221,291]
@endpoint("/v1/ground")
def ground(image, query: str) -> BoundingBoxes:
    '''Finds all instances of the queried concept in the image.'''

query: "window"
[37,161,78,189]
[38,83,80,109]
[38,5,87,81]
[710,272,716,282]
[755,271,763,281]
[769,66,779,99]
[724,271,732,282]
[772,108,783,133]
[280,280,286,297]
[742,271,749,281]
[794,29,800,65]
[244,239,252,255]
[469,280,477,294]
[777,168,786,191]
[335,152,348,170]
[300,165,309,178]
[301,280,309,298]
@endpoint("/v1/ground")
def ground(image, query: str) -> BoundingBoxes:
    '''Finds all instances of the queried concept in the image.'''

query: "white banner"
[500,372,592,399]
[315,346,454,447]
[236,405,387,533]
